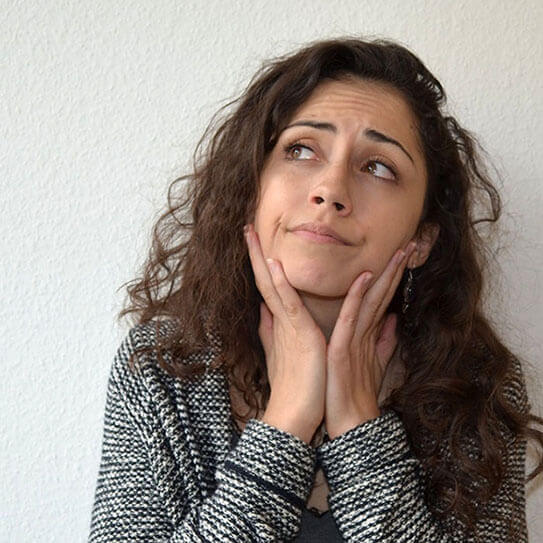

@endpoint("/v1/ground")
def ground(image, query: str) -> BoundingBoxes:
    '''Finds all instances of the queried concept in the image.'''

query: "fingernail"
[243,224,250,235]
[396,250,406,263]
[362,272,373,283]
[266,258,276,272]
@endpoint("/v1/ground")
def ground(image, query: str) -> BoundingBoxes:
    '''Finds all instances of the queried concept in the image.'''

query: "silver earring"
[402,268,415,314]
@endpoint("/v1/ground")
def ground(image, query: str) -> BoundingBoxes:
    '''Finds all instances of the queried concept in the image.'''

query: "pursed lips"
[290,222,351,245]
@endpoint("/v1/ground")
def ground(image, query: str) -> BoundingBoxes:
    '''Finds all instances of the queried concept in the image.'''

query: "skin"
[245,78,440,442]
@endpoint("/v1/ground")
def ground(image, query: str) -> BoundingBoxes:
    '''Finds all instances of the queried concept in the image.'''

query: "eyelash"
[282,141,398,180]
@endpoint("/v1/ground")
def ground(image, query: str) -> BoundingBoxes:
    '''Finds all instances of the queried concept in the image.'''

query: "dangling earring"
[402,268,415,314]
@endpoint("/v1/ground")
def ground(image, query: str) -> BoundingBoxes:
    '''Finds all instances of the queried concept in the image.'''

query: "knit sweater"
[88,321,529,542]
[227,429,344,541]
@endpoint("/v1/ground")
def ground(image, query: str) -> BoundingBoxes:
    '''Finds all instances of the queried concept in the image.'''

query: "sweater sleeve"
[316,363,529,543]
[88,332,317,542]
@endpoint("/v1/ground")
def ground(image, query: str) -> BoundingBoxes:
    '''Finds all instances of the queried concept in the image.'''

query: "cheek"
[254,173,298,229]
[361,217,416,272]
[253,191,284,252]
[254,191,278,228]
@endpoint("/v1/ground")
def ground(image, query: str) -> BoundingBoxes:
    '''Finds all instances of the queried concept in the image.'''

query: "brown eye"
[285,144,315,160]
[364,160,396,180]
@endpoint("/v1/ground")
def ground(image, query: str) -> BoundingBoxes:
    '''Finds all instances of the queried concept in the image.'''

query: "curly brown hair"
[117,37,543,537]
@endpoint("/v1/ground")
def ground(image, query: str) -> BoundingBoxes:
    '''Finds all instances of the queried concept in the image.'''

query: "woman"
[88,38,543,542]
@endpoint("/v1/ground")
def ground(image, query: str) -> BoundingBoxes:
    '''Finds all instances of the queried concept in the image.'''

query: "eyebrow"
[283,120,415,164]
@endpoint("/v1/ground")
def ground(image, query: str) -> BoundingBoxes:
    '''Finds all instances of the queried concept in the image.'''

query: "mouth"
[291,230,349,245]
[290,222,350,245]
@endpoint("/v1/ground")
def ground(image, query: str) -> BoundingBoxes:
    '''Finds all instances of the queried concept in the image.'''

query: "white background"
[1,1,542,541]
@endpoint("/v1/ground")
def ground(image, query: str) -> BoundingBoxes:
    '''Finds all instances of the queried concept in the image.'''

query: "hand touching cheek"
[324,241,417,439]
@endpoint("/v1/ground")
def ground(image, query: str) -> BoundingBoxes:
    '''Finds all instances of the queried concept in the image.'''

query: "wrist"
[260,411,317,445]
[327,406,381,440]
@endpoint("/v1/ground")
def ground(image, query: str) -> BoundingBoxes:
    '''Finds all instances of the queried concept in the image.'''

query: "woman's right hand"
[244,223,327,445]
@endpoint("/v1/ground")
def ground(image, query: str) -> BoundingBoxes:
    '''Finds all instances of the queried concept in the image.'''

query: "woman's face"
[253,77,436,298]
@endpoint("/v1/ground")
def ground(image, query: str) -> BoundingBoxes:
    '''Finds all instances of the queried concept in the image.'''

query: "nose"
[308,163,352,215]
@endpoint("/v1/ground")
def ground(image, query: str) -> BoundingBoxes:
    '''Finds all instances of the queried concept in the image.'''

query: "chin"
[283,264,350,299]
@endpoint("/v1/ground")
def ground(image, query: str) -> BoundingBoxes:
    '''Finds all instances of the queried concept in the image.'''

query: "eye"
[363,159,397,181]
[284,143,316,161]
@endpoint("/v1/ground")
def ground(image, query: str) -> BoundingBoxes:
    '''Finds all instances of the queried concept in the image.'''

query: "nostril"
[313,196,346,211]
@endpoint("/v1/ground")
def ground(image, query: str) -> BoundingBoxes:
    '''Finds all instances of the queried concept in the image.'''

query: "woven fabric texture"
[88,321,529,542]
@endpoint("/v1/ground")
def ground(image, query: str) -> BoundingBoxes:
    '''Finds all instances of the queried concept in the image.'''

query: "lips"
[291,222,350,245]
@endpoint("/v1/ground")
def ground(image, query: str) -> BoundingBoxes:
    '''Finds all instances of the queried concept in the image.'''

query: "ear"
[408,222,440,268]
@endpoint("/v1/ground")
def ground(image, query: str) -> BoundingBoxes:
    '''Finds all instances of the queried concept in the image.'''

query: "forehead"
[288,77,422,151]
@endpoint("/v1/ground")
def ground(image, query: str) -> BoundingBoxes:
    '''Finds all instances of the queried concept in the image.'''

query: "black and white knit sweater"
[88,321,529,542]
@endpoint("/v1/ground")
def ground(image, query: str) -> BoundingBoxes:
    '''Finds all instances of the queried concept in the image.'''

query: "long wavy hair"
[117,37,542,537]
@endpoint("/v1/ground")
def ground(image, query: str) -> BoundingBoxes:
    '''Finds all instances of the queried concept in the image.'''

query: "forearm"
[317,410,527,542]
[89,376,317,543]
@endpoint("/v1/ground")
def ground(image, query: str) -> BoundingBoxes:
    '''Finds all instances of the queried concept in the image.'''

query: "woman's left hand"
[324,241,417,440]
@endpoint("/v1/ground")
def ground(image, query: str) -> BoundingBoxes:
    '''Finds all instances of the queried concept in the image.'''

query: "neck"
[298,290,404,391]
[299,291,344,343]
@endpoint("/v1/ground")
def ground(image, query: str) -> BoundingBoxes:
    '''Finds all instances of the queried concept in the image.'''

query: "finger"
[266,257,315,328]
[375,313,399,383]
[376,313,398,358]
[377,314,398,361]
[258,301,273,357]
[356,242,416,335]
[328,271,374,352]
[244,224,284,317]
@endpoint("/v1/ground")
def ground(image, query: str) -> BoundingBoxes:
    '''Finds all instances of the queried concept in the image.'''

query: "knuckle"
[260,290,275,308]
[284,301,299,318]
[339,313,357,327]
[367,301,380,318]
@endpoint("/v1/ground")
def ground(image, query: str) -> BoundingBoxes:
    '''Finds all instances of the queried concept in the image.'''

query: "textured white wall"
[1,1,542,541]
